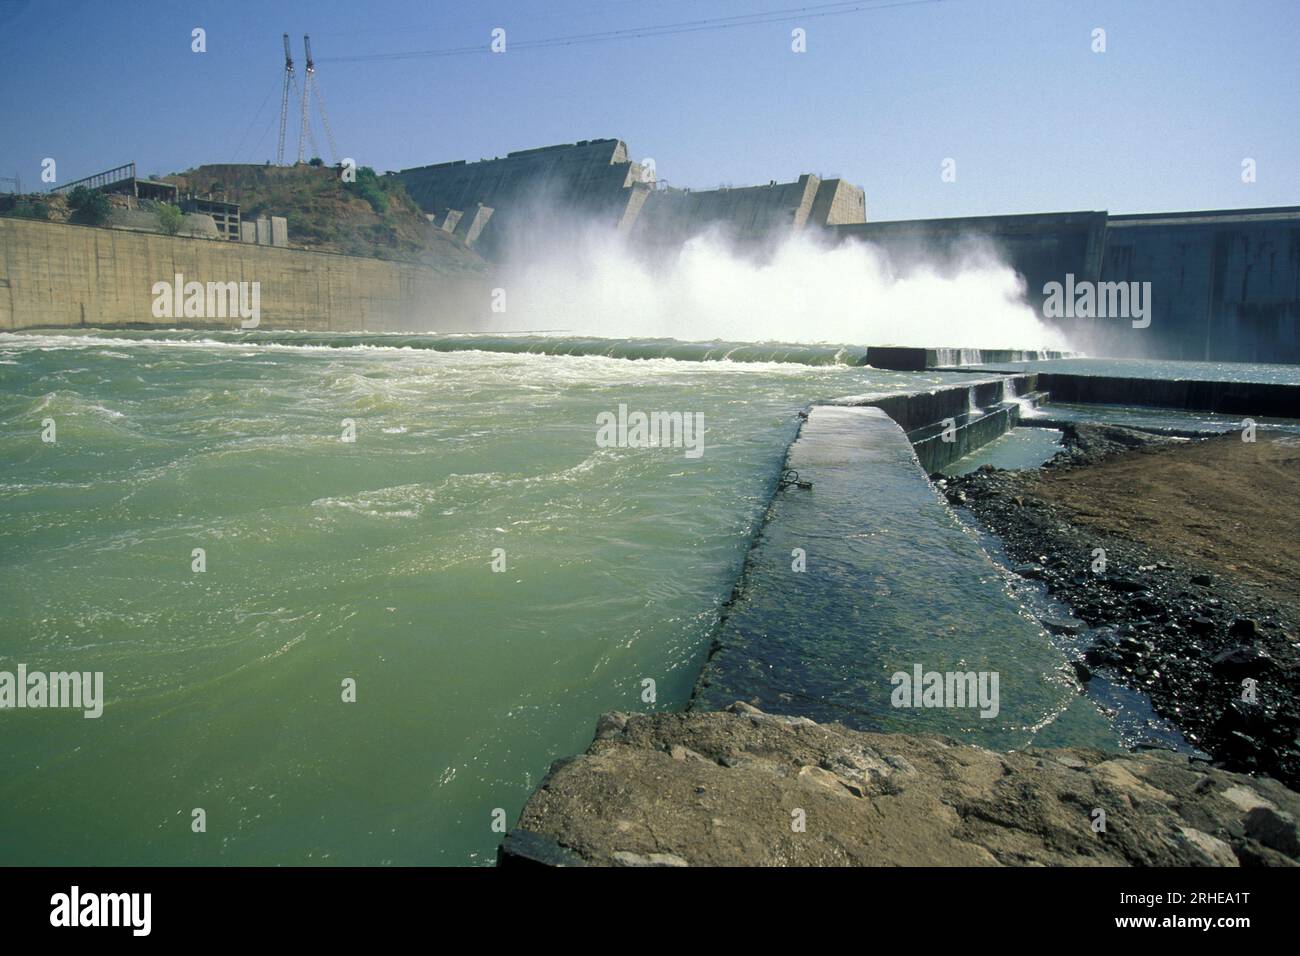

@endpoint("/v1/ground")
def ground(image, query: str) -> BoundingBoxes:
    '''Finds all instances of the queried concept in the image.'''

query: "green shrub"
[343,166,389,214]
[67,186,110,225]
[0,199,50,221]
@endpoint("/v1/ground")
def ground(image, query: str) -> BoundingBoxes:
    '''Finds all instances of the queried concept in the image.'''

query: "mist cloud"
[488,212,1069,350]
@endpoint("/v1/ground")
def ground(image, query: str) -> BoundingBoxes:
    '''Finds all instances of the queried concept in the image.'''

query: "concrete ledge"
[866,346,1072,371]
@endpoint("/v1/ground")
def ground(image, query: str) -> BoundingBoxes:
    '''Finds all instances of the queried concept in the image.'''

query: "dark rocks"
[1244,807,1300,856]
[1043,616,1087,635]
[1110,577,1147,593]
[1192,573,1214,586]
[1058,422,1184,465]
[1228,617,1258,639]
[1132,595,1163,617]
[1085,645,1120,668]
[1216,700,1269,736]
[497,829,589,867]
[1211,644,1273,677]
[595,711,630,740]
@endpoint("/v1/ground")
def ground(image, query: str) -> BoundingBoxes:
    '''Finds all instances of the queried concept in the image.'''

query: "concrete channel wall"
[832,375,1039,471]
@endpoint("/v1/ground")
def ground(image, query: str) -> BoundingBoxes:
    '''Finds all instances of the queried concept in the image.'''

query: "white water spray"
[490,216,1070,349]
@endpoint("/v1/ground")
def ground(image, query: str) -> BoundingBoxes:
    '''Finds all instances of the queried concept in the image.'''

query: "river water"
[9,330,1288,864]
[1,329,974,865]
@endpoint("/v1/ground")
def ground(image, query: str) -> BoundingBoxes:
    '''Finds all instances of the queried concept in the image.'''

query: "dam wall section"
[393,138,650,259]
[631,175,866,250]
[1089,208,1300,364]
[0,217,492,332]
[832,210,1108,336]
[830,206,1300,365]
[865,346,1075,370]
[393,136,867,258]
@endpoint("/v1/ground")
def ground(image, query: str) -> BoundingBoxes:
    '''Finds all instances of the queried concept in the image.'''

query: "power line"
[318,0,948,64]
[232,72,282,164]
[245,95,282,165]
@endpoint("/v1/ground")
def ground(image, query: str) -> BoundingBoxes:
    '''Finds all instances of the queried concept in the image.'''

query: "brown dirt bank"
[1026,432,1300,611]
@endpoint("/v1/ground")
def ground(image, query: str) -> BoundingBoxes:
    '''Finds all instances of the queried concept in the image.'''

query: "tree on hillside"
[67,186,110,225]
[155,203,184,236]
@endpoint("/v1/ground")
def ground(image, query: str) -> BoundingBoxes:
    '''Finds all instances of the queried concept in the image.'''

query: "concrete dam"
[2,135,1297,367]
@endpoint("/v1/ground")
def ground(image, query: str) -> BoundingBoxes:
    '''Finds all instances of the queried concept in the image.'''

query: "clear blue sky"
[2,0,1296,219]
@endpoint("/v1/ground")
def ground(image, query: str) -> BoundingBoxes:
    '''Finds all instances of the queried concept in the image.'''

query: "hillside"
[164,163,485,271]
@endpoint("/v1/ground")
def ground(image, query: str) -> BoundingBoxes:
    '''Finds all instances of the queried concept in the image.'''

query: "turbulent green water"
[14,329,872,367]
[0,330,969,865]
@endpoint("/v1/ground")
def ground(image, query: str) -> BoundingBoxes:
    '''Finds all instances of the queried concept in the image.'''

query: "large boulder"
[500,703,1300,867]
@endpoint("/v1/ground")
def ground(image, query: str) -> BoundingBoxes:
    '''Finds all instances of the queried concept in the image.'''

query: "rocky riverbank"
[938,424,1300,789]
[500,704,1300,866]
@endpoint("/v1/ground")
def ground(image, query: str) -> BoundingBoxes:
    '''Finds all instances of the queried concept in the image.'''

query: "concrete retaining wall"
[909,402,1023,473]
[0,217,491,332]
